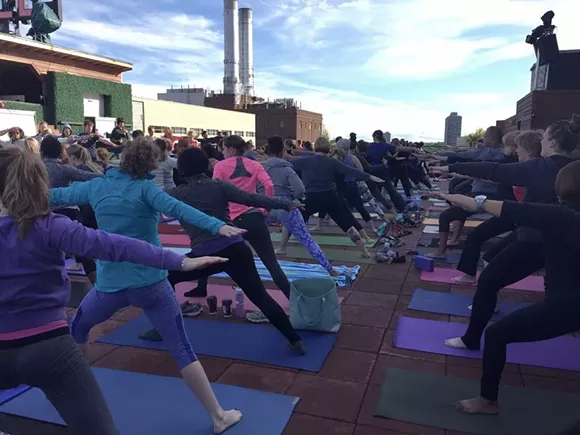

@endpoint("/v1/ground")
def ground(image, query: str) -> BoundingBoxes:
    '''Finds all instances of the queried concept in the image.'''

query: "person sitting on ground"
[263,135,338,276]
[48,137,245,433]
[0,147,240,435]
[443,115,580,359]
[447,130,544,285]
[292,136,385,258]
[160,147,308,347]
[441,160,580,415]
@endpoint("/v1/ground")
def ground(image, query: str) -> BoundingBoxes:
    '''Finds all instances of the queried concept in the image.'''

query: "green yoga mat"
[270,232,378,248]
[264,245,376,264]
[374,368,580,435]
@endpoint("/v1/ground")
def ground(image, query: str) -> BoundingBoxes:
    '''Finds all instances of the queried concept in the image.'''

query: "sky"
[45,0,580,141]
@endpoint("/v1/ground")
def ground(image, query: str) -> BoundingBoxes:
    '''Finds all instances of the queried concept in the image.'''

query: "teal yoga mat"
[374,368,580,435]
[269,232,378,248]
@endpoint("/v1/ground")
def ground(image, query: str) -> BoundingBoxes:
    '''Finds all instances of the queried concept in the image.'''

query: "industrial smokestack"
[223,0,240,97]
[239,8,254,96]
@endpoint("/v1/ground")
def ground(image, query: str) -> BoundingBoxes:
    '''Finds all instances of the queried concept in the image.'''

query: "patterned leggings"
[270,206,334,272]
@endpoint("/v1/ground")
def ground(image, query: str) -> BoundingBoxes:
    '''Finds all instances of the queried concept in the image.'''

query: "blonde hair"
[163,127,173,138]
[514,130,543,159]
[25,137,40,154]
[0,148,50,238]
[314,137,331,154]
[96,147,111,163]
[501,131,519,156]
[68,145,102,173]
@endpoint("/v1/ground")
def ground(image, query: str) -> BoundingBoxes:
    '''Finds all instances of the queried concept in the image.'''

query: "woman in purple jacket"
[0,148,241,435]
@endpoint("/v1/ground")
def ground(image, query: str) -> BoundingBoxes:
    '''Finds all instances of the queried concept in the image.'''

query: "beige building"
[132,97,256,140]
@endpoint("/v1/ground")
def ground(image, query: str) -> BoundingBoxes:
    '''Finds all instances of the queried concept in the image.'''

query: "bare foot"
[66,262,83,271]
[213,409,242,434]
[447,240,460,247]
[455,396,499,415]
[426,251,446,259]
[274,248,287,255]
[360,247,371,258]
[451,274,476,284]
[444,337,468,349]
[328,269,340,277]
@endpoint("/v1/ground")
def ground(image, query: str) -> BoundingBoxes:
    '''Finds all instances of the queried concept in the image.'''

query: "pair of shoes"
[181,301,203,317]
[245,311,270,324]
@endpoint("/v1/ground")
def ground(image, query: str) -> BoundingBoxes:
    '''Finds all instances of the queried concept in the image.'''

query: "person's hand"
[431,166,449,174]
[439,194,478,212]
[181,256,228,271]
[218,225,246,237]
[370,175,384,183]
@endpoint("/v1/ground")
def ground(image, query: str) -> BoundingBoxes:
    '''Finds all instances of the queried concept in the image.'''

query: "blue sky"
[49,0,579,141]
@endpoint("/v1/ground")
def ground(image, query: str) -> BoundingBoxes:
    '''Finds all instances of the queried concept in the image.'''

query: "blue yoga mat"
[0,368,298,435]
[166,247,360,288]
[415,247,481,266]
[0,385,30,406]
[408,289,532,320]
[98,316,336,372]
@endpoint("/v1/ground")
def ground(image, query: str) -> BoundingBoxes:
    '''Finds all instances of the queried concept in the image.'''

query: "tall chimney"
[239,8,254,96]
[223,0,240,97]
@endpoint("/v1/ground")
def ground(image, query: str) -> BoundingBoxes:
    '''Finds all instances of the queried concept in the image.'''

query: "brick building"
[0,32,133,133]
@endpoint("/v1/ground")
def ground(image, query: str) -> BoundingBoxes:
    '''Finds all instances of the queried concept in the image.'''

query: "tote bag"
[290,278,341,333]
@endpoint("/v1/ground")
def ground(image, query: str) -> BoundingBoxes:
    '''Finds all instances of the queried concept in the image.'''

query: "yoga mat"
[423,226,439,234]
[423,218,482,228]
[67,280,93,308]
[394,317,580,371]
[415,247,482,266]
[0,386,30,406]
[276,245,376,264]
[159,216,177,223]
[159,233,190,246]
[269,232,378,248]
[408,289,532,320]
[374,368,580,435]
[158,223,185,234]
[0,368,298,435]
[427,211,490,220]
[98,316,336,371]
[420,267,544,292]
[417,237,496,250]
[175,283,345,314]
[166,247,361,287]
[64,258,86,276]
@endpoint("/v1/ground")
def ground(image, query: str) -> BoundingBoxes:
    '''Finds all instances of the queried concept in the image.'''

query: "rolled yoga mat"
[420,267,544,292]
[98,316,336,372]
[374,368,580,435]
[0,368,298,435]
[0,386,30,406]
[423,218,482,228]
[394,317,580,371]
[269,232,378,248]
[415,247,482,266]
[408,289,531,320]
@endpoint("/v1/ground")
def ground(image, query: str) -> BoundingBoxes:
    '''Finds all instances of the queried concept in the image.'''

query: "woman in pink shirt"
[212,136,292,322]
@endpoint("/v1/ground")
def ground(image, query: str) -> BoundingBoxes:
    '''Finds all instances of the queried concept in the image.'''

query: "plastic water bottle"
[345,268,353,287]
[234,287,245,317]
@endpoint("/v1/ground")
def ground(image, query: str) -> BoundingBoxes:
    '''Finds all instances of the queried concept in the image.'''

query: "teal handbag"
[289,278,341,333]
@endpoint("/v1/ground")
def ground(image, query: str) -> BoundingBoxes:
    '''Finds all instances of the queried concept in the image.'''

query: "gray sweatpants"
[0,334,118,435]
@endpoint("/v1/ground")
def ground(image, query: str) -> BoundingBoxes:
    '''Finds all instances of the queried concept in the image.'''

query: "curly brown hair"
[119,137,161,179]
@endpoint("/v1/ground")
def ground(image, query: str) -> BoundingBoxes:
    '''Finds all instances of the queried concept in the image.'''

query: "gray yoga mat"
[375,368,580,435]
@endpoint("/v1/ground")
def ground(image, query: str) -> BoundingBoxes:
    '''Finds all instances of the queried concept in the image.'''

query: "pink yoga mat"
[159,233,190,246]
[175,283,344,314]
[420,267,544,292]
[394,317,580,371]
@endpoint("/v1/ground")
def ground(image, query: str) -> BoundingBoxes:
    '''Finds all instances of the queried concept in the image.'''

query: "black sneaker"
[289,340,307,356]
[181,302,203,317]
[139,328,163,342]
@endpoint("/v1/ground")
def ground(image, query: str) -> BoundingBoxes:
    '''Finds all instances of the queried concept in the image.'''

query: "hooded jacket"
[262,157,305,199]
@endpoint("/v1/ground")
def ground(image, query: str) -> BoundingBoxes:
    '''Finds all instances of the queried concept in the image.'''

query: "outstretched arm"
[445,159,538,187]
[219,180,295,210]
[50,181,93,207]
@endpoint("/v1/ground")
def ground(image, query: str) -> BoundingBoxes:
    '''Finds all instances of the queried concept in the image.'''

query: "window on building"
[208,129,219,135]
[245,131,255,137]
[172,127,187,135]
[299,121,302,130]
[309,122,312,130]
[151,126,165,134]
[190,128,203,136]
[234,131,244,136]
[516,120,522,130]
[279,121,284,128]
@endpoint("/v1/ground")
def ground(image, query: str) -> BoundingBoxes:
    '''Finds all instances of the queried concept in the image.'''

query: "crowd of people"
[1,112,579,432]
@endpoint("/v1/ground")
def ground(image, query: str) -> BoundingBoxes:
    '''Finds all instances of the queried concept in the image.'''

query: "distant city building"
[384,131,391,142]
[444,112,462,146]
[158,87,216,107]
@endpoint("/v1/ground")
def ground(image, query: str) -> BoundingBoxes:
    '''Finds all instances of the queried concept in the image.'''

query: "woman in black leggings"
[440,161,580,414]
[159,148,306,354]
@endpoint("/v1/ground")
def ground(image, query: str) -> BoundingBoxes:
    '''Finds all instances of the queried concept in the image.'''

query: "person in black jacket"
[109,118,129,146]
[443,115,580,356]
[440,160,580,415]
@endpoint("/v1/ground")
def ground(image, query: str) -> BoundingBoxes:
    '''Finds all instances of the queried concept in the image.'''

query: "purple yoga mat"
[65,259,86,276]
[420,267,545,292]
[395,317,580,371]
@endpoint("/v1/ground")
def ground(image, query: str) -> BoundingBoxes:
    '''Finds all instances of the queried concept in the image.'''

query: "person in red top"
[211,136,292,321]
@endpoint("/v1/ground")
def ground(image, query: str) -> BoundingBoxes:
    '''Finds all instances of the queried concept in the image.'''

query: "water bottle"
[234,287,245,317]
[345,268,353,287]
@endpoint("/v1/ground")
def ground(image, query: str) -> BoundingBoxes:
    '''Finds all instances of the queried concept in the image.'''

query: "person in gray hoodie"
[264,136,338,277]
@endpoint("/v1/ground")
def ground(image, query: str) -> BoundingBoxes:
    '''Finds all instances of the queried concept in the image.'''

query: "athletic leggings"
[408,165,432,190]
[0,334,118,435]
[358,182,385,217]
[270,200,334,272]
[339,182,372,222]
[366,180,394,211]
[72,279,197,370]
[461,240,545,350]
[481,294,580,400]
[302,189,362,233]
[168,242,301,344]
[438,205,476,233]
[369,165,407,212]
[456,217,516,276]
[449,178,473,195]
[388,160,413,197]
